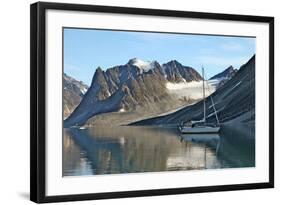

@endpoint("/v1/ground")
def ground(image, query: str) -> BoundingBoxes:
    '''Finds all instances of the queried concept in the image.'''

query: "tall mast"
[202,66,206,123]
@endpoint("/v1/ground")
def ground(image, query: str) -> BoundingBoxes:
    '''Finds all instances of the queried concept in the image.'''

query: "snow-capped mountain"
[64,58,207,127]
[128,58,156,73]
[63,73,88,118]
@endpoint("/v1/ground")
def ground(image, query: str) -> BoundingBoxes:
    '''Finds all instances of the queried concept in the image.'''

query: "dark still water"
[63,125,255,176]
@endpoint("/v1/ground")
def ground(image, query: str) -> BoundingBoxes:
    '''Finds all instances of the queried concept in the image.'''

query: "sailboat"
[179,66,220,134]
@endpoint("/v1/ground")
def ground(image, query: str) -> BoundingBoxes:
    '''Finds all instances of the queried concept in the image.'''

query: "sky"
[64,28,255,85]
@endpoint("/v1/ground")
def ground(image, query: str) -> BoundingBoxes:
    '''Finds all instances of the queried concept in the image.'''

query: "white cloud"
[220,43,245,51]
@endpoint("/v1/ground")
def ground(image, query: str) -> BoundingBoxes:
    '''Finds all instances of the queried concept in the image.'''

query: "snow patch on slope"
[208,77,230,87]
[81,87,88,94]
[208,79,221,87]
[118,108,126,112]
[166,81,216,100]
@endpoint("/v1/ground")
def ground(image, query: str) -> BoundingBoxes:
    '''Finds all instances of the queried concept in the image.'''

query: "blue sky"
[64,28,255,85]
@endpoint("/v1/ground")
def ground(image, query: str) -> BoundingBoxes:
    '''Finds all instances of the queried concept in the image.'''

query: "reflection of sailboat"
[179,133,220,156]
[180,134,220,143]
[179,66,220,134]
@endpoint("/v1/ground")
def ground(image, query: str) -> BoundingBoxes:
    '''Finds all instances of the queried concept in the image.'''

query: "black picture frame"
[30,1,274,203]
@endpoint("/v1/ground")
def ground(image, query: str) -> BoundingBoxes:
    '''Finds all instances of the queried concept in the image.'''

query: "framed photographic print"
[30,1,274,203]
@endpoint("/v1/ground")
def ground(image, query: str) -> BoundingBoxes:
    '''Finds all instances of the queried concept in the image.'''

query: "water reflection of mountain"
[216,125,255,168]
[63,125,255,176]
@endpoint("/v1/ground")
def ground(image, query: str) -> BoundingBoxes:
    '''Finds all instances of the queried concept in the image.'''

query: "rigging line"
[202,66,206,123]
[205,75,220,125]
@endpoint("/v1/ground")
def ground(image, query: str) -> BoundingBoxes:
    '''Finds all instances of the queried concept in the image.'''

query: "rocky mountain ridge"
[63,73,88,118]
[64,58,205,127]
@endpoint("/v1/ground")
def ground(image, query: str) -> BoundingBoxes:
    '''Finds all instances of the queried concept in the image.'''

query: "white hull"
[180,133,220,141]
[180,126,220,134]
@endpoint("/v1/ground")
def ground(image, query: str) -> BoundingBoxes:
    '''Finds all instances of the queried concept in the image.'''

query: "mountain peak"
[96,66,103,72]
[127,57,140,64]
[209,65,237,80]
[224,65,234,72]
[165,60,182,67]
[128,58,156,72]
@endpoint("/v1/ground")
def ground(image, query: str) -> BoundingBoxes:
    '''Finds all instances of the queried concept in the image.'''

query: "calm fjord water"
[63,126,255,176]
